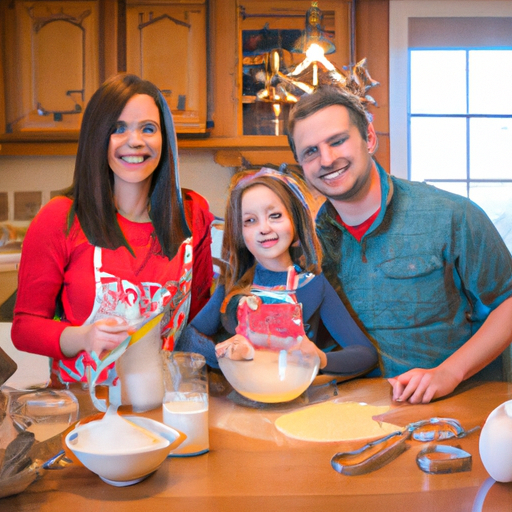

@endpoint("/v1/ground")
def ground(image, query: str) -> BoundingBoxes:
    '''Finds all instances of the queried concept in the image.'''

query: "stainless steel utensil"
[331,429,410,475]
[331,417,480,476]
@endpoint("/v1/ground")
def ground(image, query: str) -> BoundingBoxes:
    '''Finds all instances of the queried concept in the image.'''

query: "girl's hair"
[221,166,323,297]
[68,73,190,259]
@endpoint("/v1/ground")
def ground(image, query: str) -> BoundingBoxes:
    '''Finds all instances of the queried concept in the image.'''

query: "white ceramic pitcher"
[479,399,512,482]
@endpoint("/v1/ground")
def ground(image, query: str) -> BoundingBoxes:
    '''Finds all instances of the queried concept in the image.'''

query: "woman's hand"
[215,335,255,361]
[296,336,327,369]
[60,317,131,358]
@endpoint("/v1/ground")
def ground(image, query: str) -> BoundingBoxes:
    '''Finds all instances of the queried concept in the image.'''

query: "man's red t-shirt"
[337,208,381,242]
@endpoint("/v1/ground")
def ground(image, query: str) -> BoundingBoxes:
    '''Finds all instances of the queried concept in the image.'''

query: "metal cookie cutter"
[411,417,478,475]
[331,417,480,476]
[406,417,480,442]
[416,445,472,474]
[331,429,411,476]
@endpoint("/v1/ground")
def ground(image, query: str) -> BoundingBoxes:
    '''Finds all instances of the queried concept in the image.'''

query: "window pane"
[470,118,512,179]
[410,50,467,114]
[424,181,467,198]
[469,50,512,114]
[470,182,512,252]
[410,117,467,181]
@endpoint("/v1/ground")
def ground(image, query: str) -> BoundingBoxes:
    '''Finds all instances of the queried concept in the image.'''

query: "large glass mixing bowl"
[218,348,320,403]
[219,295,320,403]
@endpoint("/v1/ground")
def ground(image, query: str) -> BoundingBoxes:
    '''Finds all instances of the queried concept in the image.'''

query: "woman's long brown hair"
[67,73,190,259]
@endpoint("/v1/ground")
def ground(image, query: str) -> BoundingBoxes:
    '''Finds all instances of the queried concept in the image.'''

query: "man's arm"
[389,296,512,404]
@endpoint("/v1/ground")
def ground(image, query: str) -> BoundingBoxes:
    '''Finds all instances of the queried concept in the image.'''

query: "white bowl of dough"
[65,413,184,486]
[218,348,320,403]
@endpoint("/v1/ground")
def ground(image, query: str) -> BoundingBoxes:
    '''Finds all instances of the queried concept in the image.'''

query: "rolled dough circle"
[274,401,402,442]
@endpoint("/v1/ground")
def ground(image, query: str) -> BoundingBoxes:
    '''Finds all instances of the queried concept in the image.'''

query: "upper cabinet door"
[126,1,207,134]
[1,0,100,139]
[0,0,207,144]
[238,0,352,138]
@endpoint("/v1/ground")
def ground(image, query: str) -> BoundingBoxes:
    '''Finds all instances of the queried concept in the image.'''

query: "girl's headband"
[234,167,311,211]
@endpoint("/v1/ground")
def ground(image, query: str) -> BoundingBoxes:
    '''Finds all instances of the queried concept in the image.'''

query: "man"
[287,85,512,404]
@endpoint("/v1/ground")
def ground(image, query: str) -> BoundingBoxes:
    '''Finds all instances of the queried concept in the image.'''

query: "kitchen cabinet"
[0,0,207,147]
[238,0,352,137]
[0,0,389,171]
[126,0,207,134]
[209,0,353,166]
[195,0,389,169]
[0,0,103,141]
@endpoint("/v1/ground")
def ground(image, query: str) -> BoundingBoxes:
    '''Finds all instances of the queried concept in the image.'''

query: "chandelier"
[250,2,379,134]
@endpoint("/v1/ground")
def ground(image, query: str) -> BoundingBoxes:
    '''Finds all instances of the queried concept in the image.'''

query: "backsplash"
[0,155,75,227]
[0,152,234,225]
[14,191,43,221]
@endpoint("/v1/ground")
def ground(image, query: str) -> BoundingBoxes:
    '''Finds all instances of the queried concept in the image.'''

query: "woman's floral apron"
[56,239,193,409]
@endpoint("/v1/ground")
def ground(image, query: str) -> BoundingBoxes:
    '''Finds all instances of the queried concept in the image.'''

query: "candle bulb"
[272,102,281,136]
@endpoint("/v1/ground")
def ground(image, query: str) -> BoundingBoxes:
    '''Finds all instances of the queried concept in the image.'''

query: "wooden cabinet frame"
[125,0,207,134]
[0,0,118,154]
[0,0,388,171]
[209,0,353,166]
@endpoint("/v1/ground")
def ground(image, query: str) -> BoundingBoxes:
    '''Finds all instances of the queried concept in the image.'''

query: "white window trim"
[389,1,512,179]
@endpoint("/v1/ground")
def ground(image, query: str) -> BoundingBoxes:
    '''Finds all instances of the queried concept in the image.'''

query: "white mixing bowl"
[65,415,184,486]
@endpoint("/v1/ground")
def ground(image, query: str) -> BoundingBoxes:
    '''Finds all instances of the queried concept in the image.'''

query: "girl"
[176,167,378,378]
[12,74,214,384]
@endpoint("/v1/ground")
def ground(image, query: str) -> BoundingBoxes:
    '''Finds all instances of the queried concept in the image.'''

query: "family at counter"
[9,73,512,409]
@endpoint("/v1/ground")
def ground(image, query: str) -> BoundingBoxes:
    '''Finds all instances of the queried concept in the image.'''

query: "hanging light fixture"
[289,1,339,86]
[249,1,379,135]
[256,2,379,106]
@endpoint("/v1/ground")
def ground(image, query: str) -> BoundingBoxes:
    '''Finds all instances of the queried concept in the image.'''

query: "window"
[390,1,512,253]
[409,48,512,250]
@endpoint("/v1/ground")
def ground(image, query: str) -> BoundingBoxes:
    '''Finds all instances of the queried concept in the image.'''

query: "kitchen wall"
[0,152,235,224]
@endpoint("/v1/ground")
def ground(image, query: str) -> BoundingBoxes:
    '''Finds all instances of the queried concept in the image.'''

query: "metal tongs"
[331,417,480,476]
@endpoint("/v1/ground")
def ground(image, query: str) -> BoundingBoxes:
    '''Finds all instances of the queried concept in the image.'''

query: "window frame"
[389,0,512,180]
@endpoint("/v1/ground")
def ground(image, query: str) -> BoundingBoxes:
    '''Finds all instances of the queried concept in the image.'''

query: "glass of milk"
[161,351,208,456]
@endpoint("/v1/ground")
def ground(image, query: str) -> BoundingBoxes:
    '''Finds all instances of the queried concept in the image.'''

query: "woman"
[12,74,214,384]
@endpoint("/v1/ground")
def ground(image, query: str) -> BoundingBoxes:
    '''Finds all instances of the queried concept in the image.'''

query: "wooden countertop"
[2,378,512,512]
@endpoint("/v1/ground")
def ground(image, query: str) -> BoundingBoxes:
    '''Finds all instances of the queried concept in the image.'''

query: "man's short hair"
[287,86,371,162]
